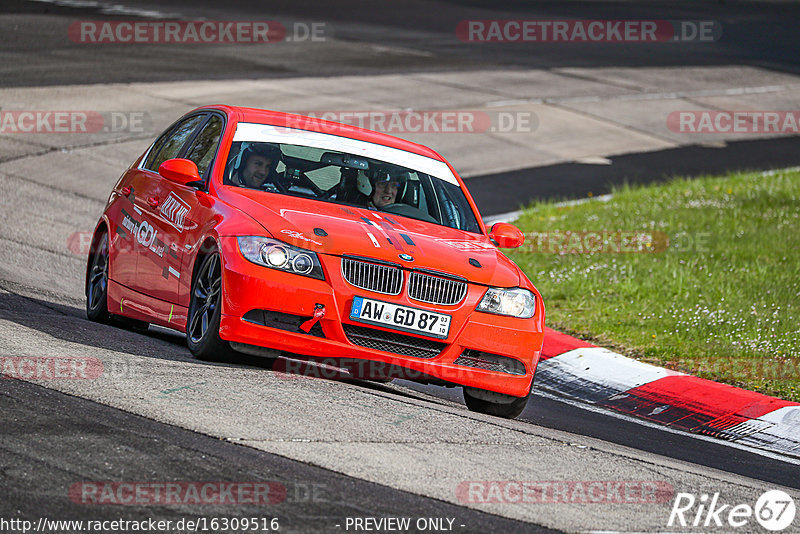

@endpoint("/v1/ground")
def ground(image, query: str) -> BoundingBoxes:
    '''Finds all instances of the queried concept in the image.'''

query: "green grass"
[508,168,800,402]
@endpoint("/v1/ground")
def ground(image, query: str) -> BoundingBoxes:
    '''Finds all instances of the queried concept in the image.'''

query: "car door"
[157,113,225,307]
[108,120,181,290]
[131,113,207,302]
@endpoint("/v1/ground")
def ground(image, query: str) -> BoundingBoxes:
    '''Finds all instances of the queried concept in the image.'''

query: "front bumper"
[217,237,544,397]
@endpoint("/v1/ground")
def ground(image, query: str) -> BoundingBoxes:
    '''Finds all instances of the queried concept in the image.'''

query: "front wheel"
[463,386,531,419]
[187,252,233,362]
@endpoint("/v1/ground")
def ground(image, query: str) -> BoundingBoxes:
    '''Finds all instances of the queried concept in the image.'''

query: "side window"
[144,115,206,173]
[143,129,173,171]
[184,115,223,178]
[439,181,479,233]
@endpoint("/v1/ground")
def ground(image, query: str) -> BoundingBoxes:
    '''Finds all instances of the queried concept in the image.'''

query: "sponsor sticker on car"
[350,296,450,339]
[159,192,191,232]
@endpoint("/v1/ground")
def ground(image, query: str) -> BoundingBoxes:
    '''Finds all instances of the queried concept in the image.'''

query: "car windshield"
[224,128,481,233]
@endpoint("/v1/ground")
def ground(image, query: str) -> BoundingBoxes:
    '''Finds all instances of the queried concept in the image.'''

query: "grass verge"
[508,168,800,402]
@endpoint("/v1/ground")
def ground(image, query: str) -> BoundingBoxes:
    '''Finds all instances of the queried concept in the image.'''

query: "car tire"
[187,251,233,362]
[463,386,531,419]
[86,230,151,331]
[86,231,111,324]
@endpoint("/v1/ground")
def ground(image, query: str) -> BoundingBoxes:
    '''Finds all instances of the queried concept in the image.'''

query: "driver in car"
[231,143,283,190]
[359,169,406,209]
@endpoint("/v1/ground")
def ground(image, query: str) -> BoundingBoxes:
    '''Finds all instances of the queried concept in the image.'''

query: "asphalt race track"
[1,1,800,533]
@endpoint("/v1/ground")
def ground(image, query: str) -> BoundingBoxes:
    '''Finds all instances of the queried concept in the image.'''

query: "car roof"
[198,105,446,162]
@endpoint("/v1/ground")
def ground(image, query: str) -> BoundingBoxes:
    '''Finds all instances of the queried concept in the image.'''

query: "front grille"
[408,271,467,305]
[343,324,445,359]
[341,257,403,295]
[454,349,526,375]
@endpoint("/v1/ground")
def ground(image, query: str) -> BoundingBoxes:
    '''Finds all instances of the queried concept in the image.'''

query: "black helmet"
[370,166,407,186]
[357,166,407,196]
[244,142,281,162]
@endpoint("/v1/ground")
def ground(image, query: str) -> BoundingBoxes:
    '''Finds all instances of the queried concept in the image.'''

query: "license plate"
[349,296,451,339]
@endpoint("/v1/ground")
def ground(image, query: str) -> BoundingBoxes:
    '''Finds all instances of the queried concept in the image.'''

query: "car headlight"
[237,236,325,280]
[476,287,535,318]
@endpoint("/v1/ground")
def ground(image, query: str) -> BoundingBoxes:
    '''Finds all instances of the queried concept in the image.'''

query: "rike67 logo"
[668,490,796,531]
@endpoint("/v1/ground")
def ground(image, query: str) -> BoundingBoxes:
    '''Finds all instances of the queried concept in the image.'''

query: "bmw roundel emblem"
[399,254,414,262]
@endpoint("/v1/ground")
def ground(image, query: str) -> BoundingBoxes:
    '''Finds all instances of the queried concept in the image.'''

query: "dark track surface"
[4,0,799,215]
[1,377,555,534]
[1,0,799,87]
[471,135,800,215]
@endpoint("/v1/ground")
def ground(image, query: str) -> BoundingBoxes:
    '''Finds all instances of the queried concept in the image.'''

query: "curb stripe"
[540,327,594,360]
[539,328,800,458]
[735,406,800,455]
[600,376,798,430]
[536,347,677,403]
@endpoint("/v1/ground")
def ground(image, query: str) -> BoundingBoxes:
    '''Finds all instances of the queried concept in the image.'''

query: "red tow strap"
[299,304,326,333]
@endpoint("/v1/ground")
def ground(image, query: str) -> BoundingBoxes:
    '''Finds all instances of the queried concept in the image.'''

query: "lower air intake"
[454,350,526,375]
[242,309,325,338]
[343,324,445,359]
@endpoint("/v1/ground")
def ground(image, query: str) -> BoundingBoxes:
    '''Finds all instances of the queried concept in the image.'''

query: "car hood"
[218,188,521,287]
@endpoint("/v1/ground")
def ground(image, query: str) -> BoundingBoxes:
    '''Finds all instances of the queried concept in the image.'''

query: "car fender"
[180,197,272,310]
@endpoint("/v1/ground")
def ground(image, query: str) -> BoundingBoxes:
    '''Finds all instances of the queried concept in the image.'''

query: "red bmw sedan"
[86,105,544,418]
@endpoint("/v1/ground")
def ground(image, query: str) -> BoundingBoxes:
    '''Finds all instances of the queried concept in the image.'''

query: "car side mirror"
[159,158,201,186]
[489,222,525,248]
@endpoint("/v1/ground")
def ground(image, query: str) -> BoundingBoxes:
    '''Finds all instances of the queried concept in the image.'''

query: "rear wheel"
[86,231,110,323]
[187,251,233,362]
[87,230,151,331]
[463,386,531,419]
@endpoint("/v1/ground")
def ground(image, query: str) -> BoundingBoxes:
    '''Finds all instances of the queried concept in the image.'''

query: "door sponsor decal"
[159,192,191,232]
[119,208,179,279]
